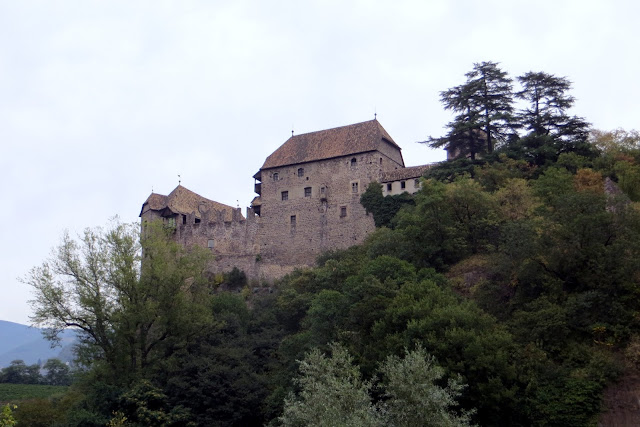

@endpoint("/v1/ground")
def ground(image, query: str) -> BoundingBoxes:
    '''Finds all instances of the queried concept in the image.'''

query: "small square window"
[340,206,347,217]
[386,183,392,191]
[207,239,214,248]
[298,168,304,177]
[282,191,288,201]
[401,181,406,189]
[352,182,358,193]
[304,187,312,197]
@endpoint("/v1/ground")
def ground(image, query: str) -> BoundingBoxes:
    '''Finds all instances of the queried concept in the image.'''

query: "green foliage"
[0,405,16,427]
[0,383,68,402]
[280,343,379,427]
[378,345,472,427]
[117,380,191,426]
[43,358,72,386]
[426,61,516,158]
[0,360,42,384]
[360,181,415,228]
[223,266,248,288]
[280,343,472,427]
[26,219,214,383]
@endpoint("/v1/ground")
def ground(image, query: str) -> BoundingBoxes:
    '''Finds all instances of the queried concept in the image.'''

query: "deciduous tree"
[25,220,213,383]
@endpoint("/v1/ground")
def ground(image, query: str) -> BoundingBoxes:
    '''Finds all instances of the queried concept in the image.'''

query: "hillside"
[0,320,76,367]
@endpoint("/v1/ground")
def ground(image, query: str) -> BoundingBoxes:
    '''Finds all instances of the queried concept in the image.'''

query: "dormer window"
[298,168,304,177]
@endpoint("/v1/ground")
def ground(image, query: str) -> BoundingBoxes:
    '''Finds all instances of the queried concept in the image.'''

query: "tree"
[378,345,472,427]
[43,358,72,386]
[279,343,472,427]
[516,72,592,164]
[0,360,41,384]
[427,61,516,159]
[279,343,379,427]
[25,219,213,383]
[360,182,415,228]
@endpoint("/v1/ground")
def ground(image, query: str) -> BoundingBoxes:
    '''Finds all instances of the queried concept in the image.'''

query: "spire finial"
[178,174,181,185]
[374,106,377,120]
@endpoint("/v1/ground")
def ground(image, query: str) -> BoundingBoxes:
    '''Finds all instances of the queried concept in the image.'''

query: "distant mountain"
[0,320,77,367]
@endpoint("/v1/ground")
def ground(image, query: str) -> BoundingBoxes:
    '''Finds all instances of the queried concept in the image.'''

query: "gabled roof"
[380,164,433,183]
[140,185,238,219]
[261,119,400,170]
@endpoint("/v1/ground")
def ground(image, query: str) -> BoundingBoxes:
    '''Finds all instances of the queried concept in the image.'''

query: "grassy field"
[0,383,68,403]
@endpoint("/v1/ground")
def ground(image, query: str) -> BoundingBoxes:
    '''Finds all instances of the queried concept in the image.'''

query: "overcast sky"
[1,0,638,325]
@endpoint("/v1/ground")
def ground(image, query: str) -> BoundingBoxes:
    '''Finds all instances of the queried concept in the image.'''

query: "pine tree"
[427,62,516,159]
[516,71,591,164]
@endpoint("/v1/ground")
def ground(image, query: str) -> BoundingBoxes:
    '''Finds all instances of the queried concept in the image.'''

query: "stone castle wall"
[141,150,406,283]
[256,150,404,269]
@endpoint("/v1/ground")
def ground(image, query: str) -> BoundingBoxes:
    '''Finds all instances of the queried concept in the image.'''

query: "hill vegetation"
[13,63,640,425]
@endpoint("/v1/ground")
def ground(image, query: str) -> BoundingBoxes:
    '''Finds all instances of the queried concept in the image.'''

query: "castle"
[140,119,431,282]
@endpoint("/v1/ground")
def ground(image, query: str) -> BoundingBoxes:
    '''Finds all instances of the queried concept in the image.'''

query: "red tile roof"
[261,119,399,169]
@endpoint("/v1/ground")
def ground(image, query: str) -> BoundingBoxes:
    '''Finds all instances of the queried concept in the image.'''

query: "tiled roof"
[380,164,432,182]
[143,193,168,211]
[261,119,399,169]
[141,185,238,219]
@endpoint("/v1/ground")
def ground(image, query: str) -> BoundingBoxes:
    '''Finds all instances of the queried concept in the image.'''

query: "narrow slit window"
[401,181,406,189]
[290,215,296,230]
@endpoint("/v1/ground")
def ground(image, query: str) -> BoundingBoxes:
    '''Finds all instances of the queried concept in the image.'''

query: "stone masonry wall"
[257,150,404,269]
